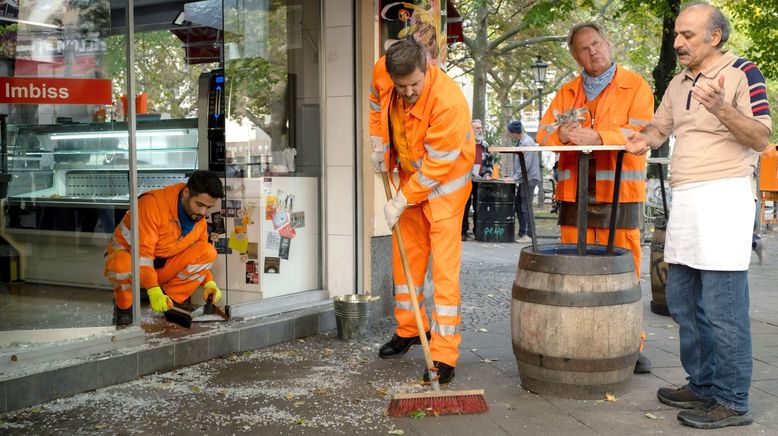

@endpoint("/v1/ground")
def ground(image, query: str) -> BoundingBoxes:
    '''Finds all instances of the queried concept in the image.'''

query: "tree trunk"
[648,0,680,177]
[471,7,490,122]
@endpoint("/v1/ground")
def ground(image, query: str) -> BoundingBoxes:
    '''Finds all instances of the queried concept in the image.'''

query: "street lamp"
[530,55,548,205]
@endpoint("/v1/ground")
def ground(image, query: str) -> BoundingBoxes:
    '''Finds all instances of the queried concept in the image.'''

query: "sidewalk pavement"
[1,231,776,435]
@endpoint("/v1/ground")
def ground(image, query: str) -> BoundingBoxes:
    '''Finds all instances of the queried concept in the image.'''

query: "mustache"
[676,48,689,56]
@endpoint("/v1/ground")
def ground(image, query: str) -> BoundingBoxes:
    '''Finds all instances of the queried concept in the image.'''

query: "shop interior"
[0,0,323,367]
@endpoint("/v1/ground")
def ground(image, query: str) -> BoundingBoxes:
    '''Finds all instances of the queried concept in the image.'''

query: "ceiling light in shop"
[50,131,186,140]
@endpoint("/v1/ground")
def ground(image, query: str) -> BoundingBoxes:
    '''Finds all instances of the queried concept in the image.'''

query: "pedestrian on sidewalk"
[369,39,475,385]
[503,120,539,243]
[535,21,654,374]
[626,2,771,429]
[462,119,494,241]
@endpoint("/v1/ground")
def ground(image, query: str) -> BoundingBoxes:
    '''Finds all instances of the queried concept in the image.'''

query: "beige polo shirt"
[653,51,771,187]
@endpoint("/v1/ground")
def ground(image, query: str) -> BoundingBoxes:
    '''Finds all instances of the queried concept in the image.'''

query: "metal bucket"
[333,295,380,340]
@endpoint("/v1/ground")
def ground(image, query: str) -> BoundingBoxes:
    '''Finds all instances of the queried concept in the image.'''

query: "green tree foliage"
[723,0,778,80]
[104,31,215,119]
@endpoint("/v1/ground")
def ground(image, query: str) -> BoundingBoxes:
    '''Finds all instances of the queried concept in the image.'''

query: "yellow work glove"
[147,286,173,313]
[203,281,222,304]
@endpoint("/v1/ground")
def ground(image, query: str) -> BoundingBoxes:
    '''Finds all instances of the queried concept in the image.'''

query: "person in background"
[370,40,474,385]
[503,120,540,243]
[535,21,654,375]
[461,119,493,241]
[104,170,225,326]
[626,2,770,429]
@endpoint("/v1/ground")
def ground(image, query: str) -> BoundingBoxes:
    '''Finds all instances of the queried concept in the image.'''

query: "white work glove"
[371,136,386,172]
[384,189,408,229]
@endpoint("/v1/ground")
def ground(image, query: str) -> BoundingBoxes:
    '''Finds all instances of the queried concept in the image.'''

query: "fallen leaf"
[217,390,227,396]
[645,412,657,420]
[363,417,374,424]
[94,423,108,429]
[293,401,305,407]
[388,430,405,435]
[376,388,390,397]
[478,328,488,332]
[604,393,618,402]
[191,386,201,393]
[297,339,305,343]
[285,394,296,401]
[243,351,251,357]
[314,388,329,396]
[505,403,516,410]
[409,410,427,419]
[321,348,335,357]
[295,418,305,425]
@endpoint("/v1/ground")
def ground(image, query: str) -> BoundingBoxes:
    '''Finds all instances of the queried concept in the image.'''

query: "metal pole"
[126,0,141,325]
[537,87,544,206]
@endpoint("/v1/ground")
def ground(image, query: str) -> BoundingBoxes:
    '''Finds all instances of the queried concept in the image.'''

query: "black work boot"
[378,332,431,359]
[113,305,133,326]
[657,384,707,409]
[677,401,752,429]
[422,361,455,385]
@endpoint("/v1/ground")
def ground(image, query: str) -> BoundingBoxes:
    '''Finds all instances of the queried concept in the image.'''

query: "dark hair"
[385,39,427,79]
[186,170,224,198]
[681,1,730,49]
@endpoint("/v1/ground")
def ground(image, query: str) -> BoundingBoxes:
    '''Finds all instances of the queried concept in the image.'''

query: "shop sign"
[0,77,112,105]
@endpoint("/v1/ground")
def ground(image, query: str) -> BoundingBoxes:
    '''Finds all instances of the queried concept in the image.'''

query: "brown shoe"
[657,384,706,409]
[677,402,752,429]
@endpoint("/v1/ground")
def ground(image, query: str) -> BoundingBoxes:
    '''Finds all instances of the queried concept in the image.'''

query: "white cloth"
[664,176,754,271]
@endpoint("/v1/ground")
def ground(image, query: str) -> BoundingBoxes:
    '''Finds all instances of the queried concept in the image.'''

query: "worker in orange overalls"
[104,170,225,325]
[370,39,474,384]
[536,22,653,373]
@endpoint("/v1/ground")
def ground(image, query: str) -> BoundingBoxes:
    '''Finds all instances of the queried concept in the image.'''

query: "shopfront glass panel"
[0,1,216,366]
[218,0,321,308]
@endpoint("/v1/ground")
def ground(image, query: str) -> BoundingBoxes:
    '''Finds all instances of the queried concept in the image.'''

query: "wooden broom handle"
[381,172,438,377]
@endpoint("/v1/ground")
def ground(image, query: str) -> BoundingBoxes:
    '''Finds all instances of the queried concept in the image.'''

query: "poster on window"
[379,0,447,67]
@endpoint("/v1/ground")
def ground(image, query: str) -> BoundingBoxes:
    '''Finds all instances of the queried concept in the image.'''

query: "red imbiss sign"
[0,77,112,104]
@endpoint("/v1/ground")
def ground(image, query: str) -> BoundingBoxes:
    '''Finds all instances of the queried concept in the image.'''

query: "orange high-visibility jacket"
[370,58,475,221]
[106,183,213,289]
[536,66,653,203]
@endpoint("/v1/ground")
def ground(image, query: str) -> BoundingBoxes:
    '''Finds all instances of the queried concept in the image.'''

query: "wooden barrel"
[474,181,514,243]
[511,243,642,398]
[649,223,670,316]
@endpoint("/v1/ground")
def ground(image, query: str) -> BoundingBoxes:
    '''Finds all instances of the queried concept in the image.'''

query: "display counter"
[2,119,198,286]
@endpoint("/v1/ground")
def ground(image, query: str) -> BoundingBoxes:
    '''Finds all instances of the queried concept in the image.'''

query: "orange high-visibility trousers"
[105,241,217,309]
[560,225,641,276]
[392,202,463,368]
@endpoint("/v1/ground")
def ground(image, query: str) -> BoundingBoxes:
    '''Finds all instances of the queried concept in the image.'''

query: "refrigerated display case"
[1,118,199,287]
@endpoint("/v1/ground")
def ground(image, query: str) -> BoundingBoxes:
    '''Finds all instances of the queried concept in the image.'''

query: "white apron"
[664,176,754,271]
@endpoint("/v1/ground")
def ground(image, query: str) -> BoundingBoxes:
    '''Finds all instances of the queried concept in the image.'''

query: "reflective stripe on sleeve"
[424,143,461,161]
[428,173,470,200]
[558,169,572,181]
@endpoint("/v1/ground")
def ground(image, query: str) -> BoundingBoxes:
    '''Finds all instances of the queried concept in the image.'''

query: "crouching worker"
[104,170,225,325]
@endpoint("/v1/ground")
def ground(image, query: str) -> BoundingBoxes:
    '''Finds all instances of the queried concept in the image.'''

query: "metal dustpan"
[191,296,228,323]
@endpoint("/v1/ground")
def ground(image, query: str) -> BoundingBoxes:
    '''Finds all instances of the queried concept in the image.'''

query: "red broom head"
[387,392,488,417]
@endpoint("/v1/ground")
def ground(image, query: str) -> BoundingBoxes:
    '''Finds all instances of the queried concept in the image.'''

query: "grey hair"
[681,1,730,49]
[471,119,482,125]
[567,22,609,52]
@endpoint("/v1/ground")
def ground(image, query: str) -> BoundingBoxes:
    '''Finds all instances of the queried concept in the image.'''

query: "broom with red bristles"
[381,172,488,417]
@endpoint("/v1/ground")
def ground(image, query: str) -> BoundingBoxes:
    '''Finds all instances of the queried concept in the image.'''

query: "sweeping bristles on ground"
[387,389,489,417]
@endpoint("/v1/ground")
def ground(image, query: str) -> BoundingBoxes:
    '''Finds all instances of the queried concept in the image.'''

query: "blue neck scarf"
[581,63,616,101]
